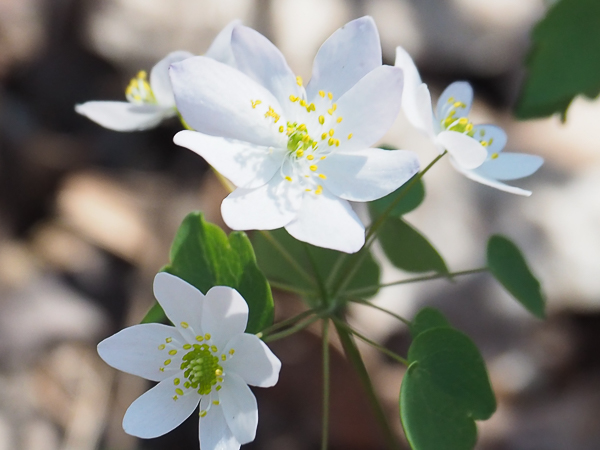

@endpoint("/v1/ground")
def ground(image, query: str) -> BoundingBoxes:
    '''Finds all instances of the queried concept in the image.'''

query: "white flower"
[395,46,543,196]
[450,124,543,196]
[97,272,281,450]
[394,46,488,170]
[75,21,239,131]
[171,17,420,254]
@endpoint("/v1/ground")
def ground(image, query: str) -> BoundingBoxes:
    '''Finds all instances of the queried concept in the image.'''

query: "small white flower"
[97,272,281,450]
[395,46,543,196]
[75,21,239,131]
[450,124,543,196]
[394,46,488,169]
[171,17,420,253]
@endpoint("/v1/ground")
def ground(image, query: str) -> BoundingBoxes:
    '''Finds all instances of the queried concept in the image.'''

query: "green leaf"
[253,228,381,298]
[142,212,274,333]
[486,235,545,319]
[400,328,496,450]
[369,174,425,218]
[515,0,600,119]
[410,307,450,339]
[378,217,448,274]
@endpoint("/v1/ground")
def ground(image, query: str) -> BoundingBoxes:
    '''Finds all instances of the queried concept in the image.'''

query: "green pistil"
[286,121,317,154]
[180,344,222,395]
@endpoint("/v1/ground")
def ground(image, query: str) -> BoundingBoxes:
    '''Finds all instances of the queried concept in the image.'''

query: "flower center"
[180,343,223,395]
[439,97,475,135]
[125,70,156,105]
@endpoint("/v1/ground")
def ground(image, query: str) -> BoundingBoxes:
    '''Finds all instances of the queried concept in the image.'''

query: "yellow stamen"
[328,138,335,146]
[491,152,499,159]
[319,174,327,179]
[279,125,284,133]
[348,133,353,140]
[315,185,323,195]
[183,344,192,350]
[319,90,325,98]
[296,150,304,157]
[327,92,333,100]
[168,349,177,355]
[180,322,189,329]
[318,115,325,125]
[307,155,314,160]
[174,378,180,385]
[164,359,171,365]
[251,99,262,109]
[309,165,318,171]
[285,176,293,182]
[289,95,298,102]
[196,335,204,342]
[327,108,334,115]
[321,133,327,140]
[328,129,334,136]
[175,388,184,396]
[337,117,343,123]
[296,76,303,86]
[158,344,166,350]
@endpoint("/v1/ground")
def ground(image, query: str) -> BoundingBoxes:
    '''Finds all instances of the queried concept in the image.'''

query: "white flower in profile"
[171,17,420,254]
[450,124,543,196]
[75,21,239,131]
[97,272,281,450]
[394,46,488,170]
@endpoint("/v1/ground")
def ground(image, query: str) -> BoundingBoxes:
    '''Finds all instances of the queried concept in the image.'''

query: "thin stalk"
[258,309,317,337]
[346,298,412,327]
[268,280,315,297]
[343,267,489,297]
[331,152,447,300]
[335,319,408,366]
[325,251,347,290]
[335,322,402,450]
[321,319,331,450]
[303,243,329,304]
[258,230,316,288]
[260,314,321,343]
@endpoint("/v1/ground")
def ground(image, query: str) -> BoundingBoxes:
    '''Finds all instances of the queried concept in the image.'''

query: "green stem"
[321,319,330,450]
[260,314,321,343]
[332,152,447,300]
[334,319,408,366]
[325,251,347,290]
[258,309,317,337]
[268,280,315,297]
[343,267,489,297]
[258,230,316,288]
[334,322,402,450]
[303,243,329,304]
[345,298,412,327]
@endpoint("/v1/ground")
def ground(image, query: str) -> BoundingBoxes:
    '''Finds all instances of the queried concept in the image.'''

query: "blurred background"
[1,0,600,449]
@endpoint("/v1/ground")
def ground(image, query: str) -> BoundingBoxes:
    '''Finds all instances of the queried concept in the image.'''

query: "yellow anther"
[296,76,303,86]
[285,176,293,182]
[320,156,327,160]
[453,101,463,108]
[212,400,221,406]
[321,133,327,140]
[204,333,211,340]
[307,103,316,112]
[481,141,488,147]
[337,117,343,123]
[328,137,335,146]
[319,90,325,98]
[302,135,310,143]
[173,395,178,401]
[328,92,333,100]
[166,337,173,343]
[164,359,172,365]
[279,125,284,133]
[229,349,235,355]
[491,152,499,159]
[168,349,177,356]
[300,100,307,107]
[466,123,473,131]
[216,385,222,391]
[318,174,327,179]
[211,345,218,352]
[327,109,334,115]
[335,139,340,146]
[305,188,312,192]
[200,411,207,417]
[328,129,334,136]
[447,96,455,103]
[183,344,192,350]
[307,155,314,160]
[332,103,337,111]
[311,141,318,149]
[215,369,223,376]
[298,124,306,131]
[137,70,147,79]
[296,150,304,157]
[315,185,323,195]
[221,354,227,361]
[159,367,165,372]
[489,138,494,145]
[318,115,325,125]
[309,165,318,171]
[180,322,189,329]
[265,106,280,123]
[174,388,183,396]
[458,118,468,125]
[158,344,166,350]
[251,99,262,109]
[289,95,298,102]
[174,378,180,385]
[196,335,204,342]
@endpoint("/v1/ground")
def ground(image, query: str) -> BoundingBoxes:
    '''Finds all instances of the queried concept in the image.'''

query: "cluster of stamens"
[125,70,156,105]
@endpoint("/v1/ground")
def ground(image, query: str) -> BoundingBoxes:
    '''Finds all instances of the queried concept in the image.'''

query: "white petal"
[170,56,286,148]
[174,131,285,189]
[475,153,544,181]
[306,16,382,102]
[150,51,194,107]
[285,188,365,253]
[204,20,241,68]
[199,401,240,450]
[451,160,533,196]
[201,286,249,350]
[221,174,302,231]
[334,65,404,152]
[320,148,420,202]
[153,272,205,341]
[98,324,185,381]
[223,334,281,387]
[123,374,200,438]
[436,81,473,121]
[75,101,170,131]
[231,25,301,118]
[471,124,507,154]
[436,131,487,169]
[219,373,258,445]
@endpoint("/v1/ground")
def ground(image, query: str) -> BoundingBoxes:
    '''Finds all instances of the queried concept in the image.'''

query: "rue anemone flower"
[97,272,281,450]
[171,17,420,253]
[75,21,239,131]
